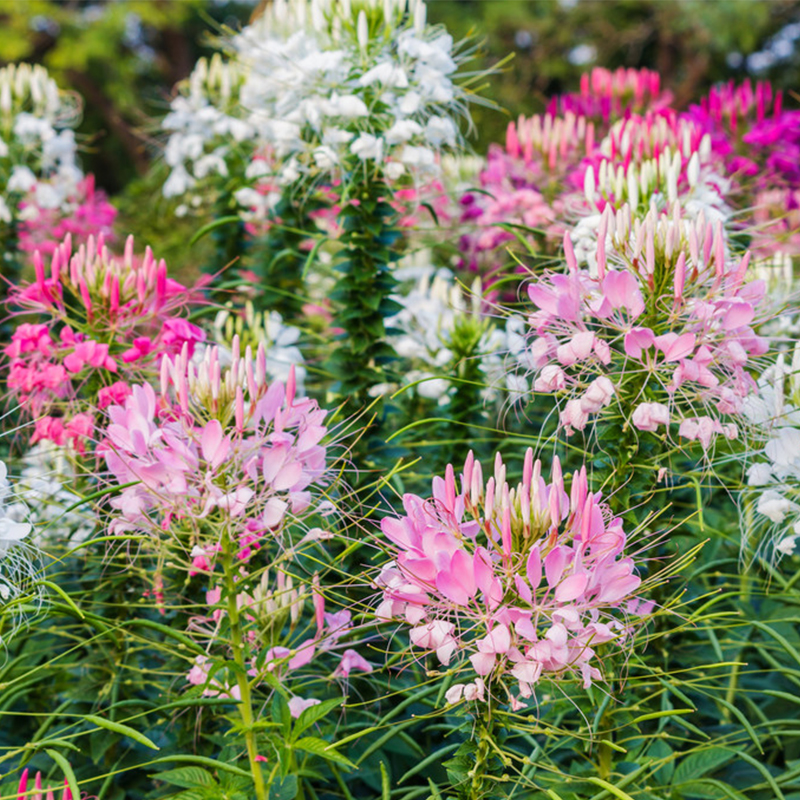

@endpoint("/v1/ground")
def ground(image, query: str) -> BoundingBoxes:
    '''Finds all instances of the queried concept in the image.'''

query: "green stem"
[469,700,496,800]
[327,169,400,406]
[221,546,266,800]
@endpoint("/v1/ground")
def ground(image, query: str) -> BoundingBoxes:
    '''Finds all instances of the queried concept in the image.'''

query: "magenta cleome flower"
[4,234,205,453]
[375,450,650,708]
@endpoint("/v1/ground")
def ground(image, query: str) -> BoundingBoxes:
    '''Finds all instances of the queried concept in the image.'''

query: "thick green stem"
[469,700,496,800]
[327,170,400,405]
[221,546,266,800]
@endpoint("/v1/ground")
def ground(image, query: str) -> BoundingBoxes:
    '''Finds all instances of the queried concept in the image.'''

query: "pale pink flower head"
[101,343,330,567]
[515,200,770,450]
[376,449,651,708]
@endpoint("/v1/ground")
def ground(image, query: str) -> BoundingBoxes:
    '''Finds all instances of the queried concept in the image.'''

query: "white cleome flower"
[159,0,475,204]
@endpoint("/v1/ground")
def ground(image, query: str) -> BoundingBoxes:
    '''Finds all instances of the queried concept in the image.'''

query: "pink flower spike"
[563,231,577,273]
[17,769,28,800]
[501,506,512,564]
[733,251,750,288]
[286,364,297,408]
[673,252,686,301]
[713,220,725,277]
[645,230,655,276]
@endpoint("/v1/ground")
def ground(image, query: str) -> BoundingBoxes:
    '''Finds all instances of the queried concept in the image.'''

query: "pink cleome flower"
[519,201,769,447]
[4,233,205,453]
[376,450,651,707]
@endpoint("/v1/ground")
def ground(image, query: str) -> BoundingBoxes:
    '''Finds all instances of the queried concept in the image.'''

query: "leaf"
[189,215,242,246]
[672,748,735,785]
[84,714,159,750]
[291,697,343,740]
[294,736,356,769]
[148,755,251,778]
[678,780,749,800]
[269,775,298,800]
[154,767,216,790]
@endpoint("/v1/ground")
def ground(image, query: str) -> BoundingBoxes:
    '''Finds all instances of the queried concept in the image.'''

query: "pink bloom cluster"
[458,112,593,276]
[18,175,117,256]
[5,234,205,452]
[522,201,768,447]
[101,340,327,545]
[689,80,800,190]
[186,572,372,712]
[376,450,649,707]
[16,769,79,800]
[457,70,800,282]
[547,67,673,126]
[576,111,722,219]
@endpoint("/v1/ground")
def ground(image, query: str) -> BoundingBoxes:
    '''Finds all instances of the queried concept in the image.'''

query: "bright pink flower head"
[548,67,673,125]
[16,767,79,800]
[18,174,117,256]
[4,233,207,453]
[376,450,649,707]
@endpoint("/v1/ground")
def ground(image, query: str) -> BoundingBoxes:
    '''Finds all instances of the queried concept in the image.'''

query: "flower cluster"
[101,341,328,546]
[162,0,472,202]
[457,112,588,275]
[689,80,800,193]
[0,459,36,635]
[235,0,468,183]
[18,174,117,255]
[376,450,648,707]
[4,234,204,452]
[0,62,114,252]
[520,201,768,448]
[547,67,672,127]
[161,53,252,199]
[0,63,82,222]
[742,353,800,558]
[211,301,307,391]
[16,768,77,800]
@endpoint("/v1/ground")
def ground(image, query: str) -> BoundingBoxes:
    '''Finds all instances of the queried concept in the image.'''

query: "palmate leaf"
[294,736,356,768]
[291,697,344,741]
[154,767,217,790]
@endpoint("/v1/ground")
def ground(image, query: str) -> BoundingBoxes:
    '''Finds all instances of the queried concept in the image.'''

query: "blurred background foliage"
[0,0,799,271]
[1,0,799,191]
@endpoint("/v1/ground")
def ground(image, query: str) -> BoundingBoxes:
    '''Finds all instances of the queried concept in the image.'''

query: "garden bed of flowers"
[1,1,800,799]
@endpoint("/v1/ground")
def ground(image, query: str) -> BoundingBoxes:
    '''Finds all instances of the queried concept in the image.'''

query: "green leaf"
[294,737,356,769]
[148,755,251,779]
[672,748,735,785]
[189,215,242,246]
[154,767,216,790]
[291,697,343,741]
[268,775,298,800]
[678,780,749,800]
